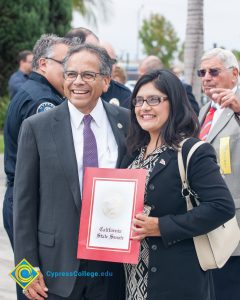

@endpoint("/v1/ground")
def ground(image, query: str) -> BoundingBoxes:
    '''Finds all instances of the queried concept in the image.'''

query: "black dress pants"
[213,256,240,300]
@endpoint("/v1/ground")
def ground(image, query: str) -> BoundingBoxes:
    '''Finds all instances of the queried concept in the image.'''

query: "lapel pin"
[159,159,166,165]
[109,98,120,106]
[117,123,123,129]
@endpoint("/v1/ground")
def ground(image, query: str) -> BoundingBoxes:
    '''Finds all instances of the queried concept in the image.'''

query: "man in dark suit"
[13,44,129,299]
[198,47,240,300]
[138,55,200,115]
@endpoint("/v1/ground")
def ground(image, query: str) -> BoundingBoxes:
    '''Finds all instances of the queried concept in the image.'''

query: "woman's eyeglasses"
[132,95,168,107]
[197,67,234,77]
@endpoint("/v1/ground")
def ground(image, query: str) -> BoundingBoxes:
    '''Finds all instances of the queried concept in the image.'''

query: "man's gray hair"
[32,34,79,70]
[201,48,239,72]
[63,44,115,76]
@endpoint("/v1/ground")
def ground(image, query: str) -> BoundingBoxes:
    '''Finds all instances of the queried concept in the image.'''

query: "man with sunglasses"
[198,48,240,300]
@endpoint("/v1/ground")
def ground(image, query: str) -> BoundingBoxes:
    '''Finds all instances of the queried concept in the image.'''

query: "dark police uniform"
[101,79,131,109]
[3,71,65,248]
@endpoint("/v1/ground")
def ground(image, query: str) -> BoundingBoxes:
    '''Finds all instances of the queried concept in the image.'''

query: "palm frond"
[72,0,113,28]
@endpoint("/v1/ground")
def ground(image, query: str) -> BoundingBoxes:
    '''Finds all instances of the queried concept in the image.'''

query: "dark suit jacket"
[183,82,200,116]
[121,138,235,300]
[13,100,130,298]
[101,79,131,109]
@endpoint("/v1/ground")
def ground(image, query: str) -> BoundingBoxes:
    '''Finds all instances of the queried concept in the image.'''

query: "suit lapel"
[199,102,211,125]
[51,101,81,211]
[206,108,234,143]
[200,88,240,143]
[103,101,127,167]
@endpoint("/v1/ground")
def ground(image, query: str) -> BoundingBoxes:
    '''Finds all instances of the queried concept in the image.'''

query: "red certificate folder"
[77,167,147,264]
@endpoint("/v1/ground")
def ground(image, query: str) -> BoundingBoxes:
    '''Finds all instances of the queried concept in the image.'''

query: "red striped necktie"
[199,106,216,141]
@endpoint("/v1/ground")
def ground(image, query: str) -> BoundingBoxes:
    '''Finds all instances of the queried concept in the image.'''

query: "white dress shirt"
[68,99,118,193]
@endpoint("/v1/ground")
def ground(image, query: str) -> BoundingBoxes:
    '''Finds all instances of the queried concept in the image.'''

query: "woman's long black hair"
[127,69,200,154]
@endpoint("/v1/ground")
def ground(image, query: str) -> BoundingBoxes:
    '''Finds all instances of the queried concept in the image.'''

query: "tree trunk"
[184,0,204,106]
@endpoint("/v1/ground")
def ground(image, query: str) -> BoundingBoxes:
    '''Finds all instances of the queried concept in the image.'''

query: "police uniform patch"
[36,102,55,113]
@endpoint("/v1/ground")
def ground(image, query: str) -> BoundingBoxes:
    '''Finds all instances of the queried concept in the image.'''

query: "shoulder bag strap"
[178,139,205,210]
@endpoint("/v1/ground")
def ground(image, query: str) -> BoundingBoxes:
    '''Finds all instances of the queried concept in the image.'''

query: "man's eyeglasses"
[197,67,234,77]
[45,57,63,65]
[64,71,105,82]
[132,95,168,107]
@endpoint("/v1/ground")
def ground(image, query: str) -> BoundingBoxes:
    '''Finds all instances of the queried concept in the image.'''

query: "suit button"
[168,242,172,246]
[151,267,157,273]
[151,244,157,250]
[149,184,155,191]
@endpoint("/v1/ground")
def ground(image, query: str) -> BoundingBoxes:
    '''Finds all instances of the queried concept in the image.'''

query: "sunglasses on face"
[132,95,168,107]
[197,66,234,77]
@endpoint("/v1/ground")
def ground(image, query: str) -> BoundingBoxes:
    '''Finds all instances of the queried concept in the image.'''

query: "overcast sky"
[72,0,240,62]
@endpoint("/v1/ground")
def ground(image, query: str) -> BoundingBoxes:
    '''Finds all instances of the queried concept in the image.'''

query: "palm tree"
[72,0,112,28]
[184,0,204,106]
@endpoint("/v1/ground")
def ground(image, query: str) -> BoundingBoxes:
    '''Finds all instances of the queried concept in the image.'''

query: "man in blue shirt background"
[8,50,33,98]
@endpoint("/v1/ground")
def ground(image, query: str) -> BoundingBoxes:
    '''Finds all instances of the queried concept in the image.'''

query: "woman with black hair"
[121,69,235,300]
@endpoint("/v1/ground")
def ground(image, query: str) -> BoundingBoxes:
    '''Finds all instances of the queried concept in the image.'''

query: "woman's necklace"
[144,143,161,158]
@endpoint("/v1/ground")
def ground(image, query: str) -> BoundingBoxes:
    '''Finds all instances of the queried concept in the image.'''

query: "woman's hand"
[131,214,161,240]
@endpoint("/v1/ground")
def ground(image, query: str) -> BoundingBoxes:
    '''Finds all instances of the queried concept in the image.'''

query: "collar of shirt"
[67,98,103,128]
[17,70,27,76]
[67,98,118,195]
